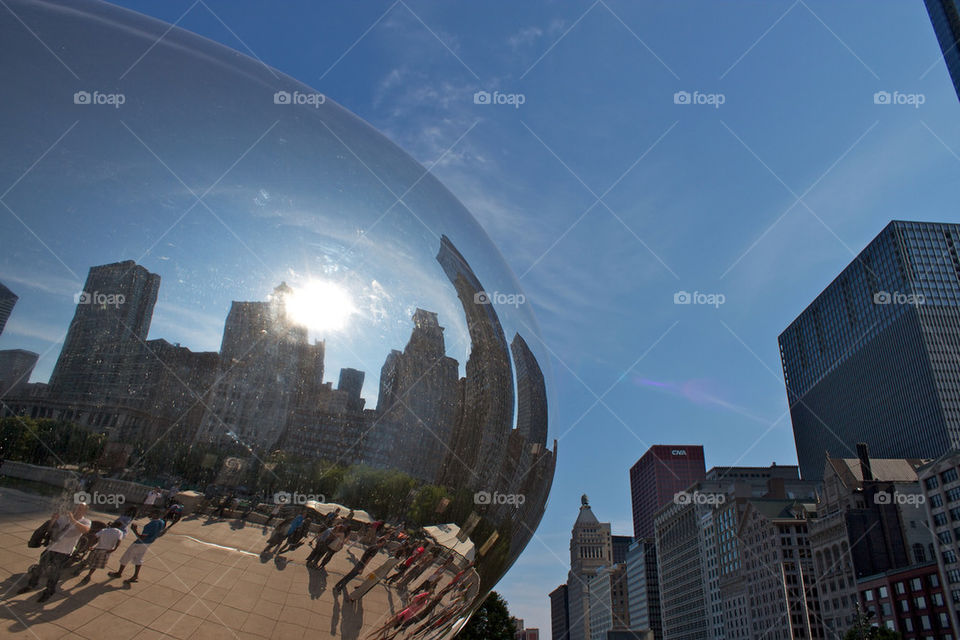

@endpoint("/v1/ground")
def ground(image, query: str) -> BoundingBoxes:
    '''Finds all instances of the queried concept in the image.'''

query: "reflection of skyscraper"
[0,349,39,397]
[195,283,325,450]
[49,261,160,401]
[925,0,960,102]
[436,235,514,490]
[338,368,365,411]
[512,333,547,447]
[377,309,458,483]
[0,281,17,337]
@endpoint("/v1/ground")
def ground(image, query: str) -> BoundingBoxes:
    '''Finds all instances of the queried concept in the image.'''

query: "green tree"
[843,607,902,639]
[456,591,515,640]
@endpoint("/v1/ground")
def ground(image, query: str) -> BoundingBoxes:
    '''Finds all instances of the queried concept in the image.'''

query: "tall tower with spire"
[566,495,613,640]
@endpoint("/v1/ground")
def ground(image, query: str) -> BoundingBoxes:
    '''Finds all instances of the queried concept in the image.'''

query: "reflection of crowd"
[15,494,480,639]
[256,505,481,639]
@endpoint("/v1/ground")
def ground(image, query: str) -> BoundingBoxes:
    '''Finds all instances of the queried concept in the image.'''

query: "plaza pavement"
[0,488,454,639]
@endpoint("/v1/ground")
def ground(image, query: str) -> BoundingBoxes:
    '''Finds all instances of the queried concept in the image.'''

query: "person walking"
[315,524,346,569]
[306,523,336,567]
[262,514,296,554]
[18,503,91,603]
[141,487,161,517]
[78,520,125,585]
[108,509,165,583]
[333,536,388,594]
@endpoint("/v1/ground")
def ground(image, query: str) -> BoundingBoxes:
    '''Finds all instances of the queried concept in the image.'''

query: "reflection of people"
[18,504,91,602]
[333,536,387,594]
[386,542,426,584]
[141,487,161,516]
[163,502,183,526]
[117,505,137,530]
[316,524,346,569]
[277,515,311,553]
[78,520,125,585]
[263,514,296,553]
[109,509,165,583]
[306,523,335,567]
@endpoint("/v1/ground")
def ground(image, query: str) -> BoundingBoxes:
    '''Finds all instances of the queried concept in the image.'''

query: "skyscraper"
[49,260,160,401]
[550,584,570,640]
[512,333,548,447]
[779,220,960,479]
[925,0,960,102]
[567,495,613,640]
[0,281,17,337]
[629,445,706,539]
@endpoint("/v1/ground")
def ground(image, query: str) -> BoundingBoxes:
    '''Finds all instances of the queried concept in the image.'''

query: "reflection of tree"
[0,417,105,467]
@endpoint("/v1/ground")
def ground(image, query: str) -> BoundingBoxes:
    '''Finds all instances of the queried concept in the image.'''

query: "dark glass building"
[629,445,706,539]
[925,0,960,102]
[0,281,18,337]
[550,584,570,640]
[779,220,960,479]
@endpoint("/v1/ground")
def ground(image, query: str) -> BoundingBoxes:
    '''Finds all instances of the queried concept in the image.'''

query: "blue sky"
[8,1,960,636]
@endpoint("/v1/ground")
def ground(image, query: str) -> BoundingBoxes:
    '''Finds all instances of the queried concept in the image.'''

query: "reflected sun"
[285,279,357,333]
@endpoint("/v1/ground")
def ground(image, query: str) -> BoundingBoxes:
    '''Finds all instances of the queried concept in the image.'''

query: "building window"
[928,477,941,490]
[944,468,959,484]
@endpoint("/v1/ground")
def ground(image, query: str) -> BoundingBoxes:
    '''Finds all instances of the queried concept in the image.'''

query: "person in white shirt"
[141,487,161,516]
[78,520,125,585]
[18,503,91,603]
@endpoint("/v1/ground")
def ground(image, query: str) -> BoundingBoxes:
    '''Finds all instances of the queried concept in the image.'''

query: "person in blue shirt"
[108,509,166,583]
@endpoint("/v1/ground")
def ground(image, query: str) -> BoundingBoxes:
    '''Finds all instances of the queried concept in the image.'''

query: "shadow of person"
[2,581,121,627]
[307,567,326,600]
[0,571,31,601]
[273,555,288,571]
[230,519,246,531]
[259,550,274,563]
[330,591,341,636]
[339,597,363,640]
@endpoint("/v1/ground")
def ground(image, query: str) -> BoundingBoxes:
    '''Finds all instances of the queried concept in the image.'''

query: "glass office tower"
[925,0,960,102]
[780,221,960,479]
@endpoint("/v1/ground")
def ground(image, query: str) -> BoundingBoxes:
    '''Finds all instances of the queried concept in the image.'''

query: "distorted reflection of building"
[375,308,458,483]
[0,280,17,337]
[49,261,160,403]
[0,349,39,397]
[2,234,554,539]
[193,283,325,450]
[436,235,514,491]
